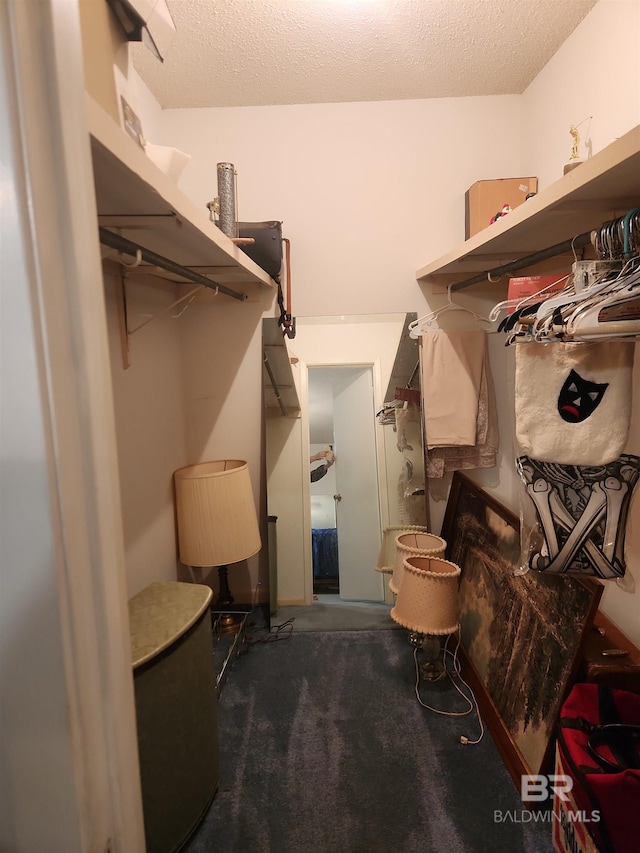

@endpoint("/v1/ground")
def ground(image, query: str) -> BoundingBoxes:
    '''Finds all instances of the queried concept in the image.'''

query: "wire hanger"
[409,284,491,338]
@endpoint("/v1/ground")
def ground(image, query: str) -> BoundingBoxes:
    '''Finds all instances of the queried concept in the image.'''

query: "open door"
[332,367,384,601]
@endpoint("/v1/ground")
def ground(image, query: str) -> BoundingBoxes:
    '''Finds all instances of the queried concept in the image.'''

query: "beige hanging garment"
[420,330,486,448]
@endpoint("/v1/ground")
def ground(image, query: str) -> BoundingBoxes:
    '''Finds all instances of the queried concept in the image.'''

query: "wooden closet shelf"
[87,95,275,300]
[417,125,640,288]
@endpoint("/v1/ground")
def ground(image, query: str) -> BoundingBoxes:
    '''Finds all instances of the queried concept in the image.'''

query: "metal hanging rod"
[98,227,247,301]
[263,351,287,417]
[450,232,593,292]
[407,360,420,389]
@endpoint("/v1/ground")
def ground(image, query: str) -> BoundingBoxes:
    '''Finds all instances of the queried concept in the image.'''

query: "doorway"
[263,313,417,614]
[308,366,384,603]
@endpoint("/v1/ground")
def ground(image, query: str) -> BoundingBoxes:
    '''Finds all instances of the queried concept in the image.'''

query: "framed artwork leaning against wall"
[441,473,602,786]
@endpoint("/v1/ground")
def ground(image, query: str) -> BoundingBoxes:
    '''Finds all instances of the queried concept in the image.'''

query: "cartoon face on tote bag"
[557,369,609,424]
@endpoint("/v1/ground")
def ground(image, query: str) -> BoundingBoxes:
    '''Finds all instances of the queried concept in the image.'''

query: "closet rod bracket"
[99,227,248,302]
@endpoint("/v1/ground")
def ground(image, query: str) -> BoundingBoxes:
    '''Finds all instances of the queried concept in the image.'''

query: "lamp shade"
[174,460,261,567]
[391,555,460,635]
[375,525,428,574]
[389,532,446,594]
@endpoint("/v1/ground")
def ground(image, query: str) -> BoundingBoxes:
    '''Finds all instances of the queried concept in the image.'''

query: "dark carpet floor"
[185,628,555,853]
[273,598,398,631]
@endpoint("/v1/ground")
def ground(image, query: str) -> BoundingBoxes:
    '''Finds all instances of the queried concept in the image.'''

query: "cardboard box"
[465,177,538,239]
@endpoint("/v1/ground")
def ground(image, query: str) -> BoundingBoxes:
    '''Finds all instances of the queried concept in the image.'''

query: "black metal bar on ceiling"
[263,351,287,417]
[98,227,247,301]
[450,231,593,292]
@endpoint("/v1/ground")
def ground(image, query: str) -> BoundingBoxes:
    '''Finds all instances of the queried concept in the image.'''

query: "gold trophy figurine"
[564,117,591,175]
[569,125,580,160]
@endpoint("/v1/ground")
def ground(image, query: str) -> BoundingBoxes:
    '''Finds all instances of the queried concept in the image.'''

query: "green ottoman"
[129,582,219,853]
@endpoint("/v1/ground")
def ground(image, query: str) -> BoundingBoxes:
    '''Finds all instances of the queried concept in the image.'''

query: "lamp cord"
[229,581,296,650]
[243,616,295,647]
[412,629,485,746]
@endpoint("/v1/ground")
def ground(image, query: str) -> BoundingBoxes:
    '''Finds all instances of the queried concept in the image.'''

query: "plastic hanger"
[499,211,640,344]
[493,275,572,345]
[489,274,571,322]
[501,267,621,345]
[409,284,491,338]
[622,208,640,258]
[530,259,640,341]
[565,261,640,339]
[491,229,584,326]
[530,268,621,341]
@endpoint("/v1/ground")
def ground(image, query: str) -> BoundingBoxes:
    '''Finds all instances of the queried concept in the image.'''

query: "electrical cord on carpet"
[243,616,295,647]
[238,581,295,645]
[413,628,485,746]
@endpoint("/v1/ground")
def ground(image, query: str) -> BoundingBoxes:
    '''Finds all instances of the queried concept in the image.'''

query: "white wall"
[104,273,190,596]
[160,95,524,603]
[135,0,640,640]
[177,297,270,601]
[81,0,189,598]
[266,407,306,602]
[521,0,640,189]
[103,264,270,602]
[163,95,524,316]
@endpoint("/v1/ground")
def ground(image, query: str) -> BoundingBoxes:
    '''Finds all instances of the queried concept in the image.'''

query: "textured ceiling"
[131,0,598,109]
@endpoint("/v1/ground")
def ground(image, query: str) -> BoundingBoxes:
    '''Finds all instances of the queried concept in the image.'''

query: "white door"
[333,368,384,601]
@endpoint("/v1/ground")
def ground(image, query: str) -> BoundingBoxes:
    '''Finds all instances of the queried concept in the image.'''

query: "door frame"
[1,2,144,849]
[300,358,390,605]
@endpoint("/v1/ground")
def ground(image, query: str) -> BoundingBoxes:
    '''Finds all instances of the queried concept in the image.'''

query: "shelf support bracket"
[115,266,203,369]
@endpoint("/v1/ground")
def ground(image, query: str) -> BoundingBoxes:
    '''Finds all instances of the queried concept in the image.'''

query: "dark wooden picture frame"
[441,472,602,787]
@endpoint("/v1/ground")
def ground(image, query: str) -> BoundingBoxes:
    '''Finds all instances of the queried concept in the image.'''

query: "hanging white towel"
[420,330,487,448]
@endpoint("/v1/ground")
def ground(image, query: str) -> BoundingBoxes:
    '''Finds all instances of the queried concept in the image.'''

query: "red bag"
[557,683,640,853]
